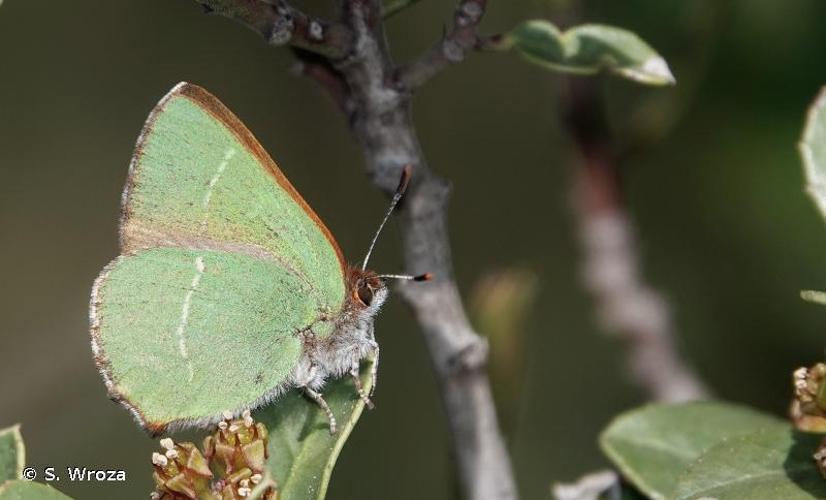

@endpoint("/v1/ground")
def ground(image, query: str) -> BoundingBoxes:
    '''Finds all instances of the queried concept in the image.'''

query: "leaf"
[500,20,675,86]
[801,290,826,305]
[800,87,826,222]
[0,429,72,499]
[0,480,72,499]
[600,401,785,499]
[673,428,826,499]
[0,426,24,483]
[253,358,374,500]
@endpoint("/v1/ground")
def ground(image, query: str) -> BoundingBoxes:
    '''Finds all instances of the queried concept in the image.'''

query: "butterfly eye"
[357,284,374,306]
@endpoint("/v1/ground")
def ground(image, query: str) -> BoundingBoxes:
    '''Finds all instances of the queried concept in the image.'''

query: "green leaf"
[254,358,374,500]
[0,429,72,499]
[600,401,785,499]
[501,20,675,86]
[0,426,24,482]
[674,428,826,499]
[801,87,826,222]
[0,480,72,499]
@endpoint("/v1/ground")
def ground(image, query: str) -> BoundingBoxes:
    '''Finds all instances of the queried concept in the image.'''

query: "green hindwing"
[92,248,311,431]
[91,83,348,432]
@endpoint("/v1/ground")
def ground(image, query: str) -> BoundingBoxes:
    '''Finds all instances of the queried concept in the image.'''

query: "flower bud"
[151,439,214,499]
[791,363,826,432]
[205,410,269,476]
[149,411,277,499]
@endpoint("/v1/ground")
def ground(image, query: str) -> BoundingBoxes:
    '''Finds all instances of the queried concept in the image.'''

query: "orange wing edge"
[119,81,346,275]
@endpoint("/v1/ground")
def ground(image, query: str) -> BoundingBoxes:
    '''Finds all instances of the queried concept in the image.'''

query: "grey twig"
[552,470,619,500]
[396,0,487,89]
[196,0,352,58]
[564,79,709,403]
[192,0,518,498]
[331,2,518,498]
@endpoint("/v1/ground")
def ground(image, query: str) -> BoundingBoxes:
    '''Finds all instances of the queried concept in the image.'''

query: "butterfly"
[89,82,429,435]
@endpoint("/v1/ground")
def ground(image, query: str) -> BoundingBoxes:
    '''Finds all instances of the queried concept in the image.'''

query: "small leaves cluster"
[151,411,276,500]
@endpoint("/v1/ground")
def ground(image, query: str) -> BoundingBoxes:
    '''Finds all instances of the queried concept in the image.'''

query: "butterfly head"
[350,268,388,311]
[347,267,433,317]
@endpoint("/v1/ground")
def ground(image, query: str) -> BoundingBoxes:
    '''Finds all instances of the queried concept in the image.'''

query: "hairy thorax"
[289,266,387,391]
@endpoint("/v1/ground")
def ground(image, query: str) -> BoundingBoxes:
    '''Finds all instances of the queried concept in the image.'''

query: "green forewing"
[122,84,344,311]
[92,83,347,430]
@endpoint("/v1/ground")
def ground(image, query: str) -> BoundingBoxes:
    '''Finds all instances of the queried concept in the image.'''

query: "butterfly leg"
[350,364,375,410]
[304,387,337,434]
[369,343,379,398]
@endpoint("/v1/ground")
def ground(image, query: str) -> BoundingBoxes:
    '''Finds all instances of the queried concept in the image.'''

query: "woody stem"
[329,2,518,499]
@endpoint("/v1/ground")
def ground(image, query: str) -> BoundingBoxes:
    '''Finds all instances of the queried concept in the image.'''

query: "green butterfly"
[89,83,428,435]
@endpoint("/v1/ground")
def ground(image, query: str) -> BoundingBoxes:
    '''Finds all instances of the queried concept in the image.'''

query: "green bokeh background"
[2,0,826,498]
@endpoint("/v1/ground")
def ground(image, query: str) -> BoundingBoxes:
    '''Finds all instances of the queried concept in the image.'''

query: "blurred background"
[2,0,826,498]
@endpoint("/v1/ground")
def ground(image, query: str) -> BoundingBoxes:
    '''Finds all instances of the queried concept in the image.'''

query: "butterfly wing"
[91,83,346,432]
[92,248,315,432]
[121,82,345,313]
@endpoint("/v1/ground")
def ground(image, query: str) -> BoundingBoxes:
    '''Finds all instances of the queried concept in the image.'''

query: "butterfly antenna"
[378,273,433,282]
[361,165,412,271]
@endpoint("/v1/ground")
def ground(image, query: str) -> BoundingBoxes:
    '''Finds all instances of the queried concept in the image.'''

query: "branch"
[563,78,709,402]
[196,0,353,58]
[327,2,518,499]
[396,0,487,89]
